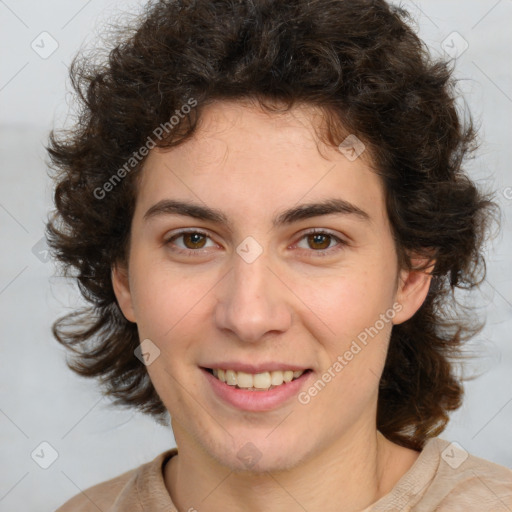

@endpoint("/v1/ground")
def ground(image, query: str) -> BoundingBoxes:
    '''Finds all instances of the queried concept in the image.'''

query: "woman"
[48,0,512,510]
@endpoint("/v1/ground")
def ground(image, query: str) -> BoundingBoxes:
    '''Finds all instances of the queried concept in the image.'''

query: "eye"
[164,229,216,256]
[294,229,346,256]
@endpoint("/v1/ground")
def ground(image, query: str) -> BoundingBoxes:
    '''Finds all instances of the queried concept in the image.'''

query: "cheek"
[312,278,393,408]
[298,266,396,395]
[129,266,195,339]
[301,267,395,336]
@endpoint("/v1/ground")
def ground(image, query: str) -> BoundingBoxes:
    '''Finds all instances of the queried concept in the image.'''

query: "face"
[113,100,431,472]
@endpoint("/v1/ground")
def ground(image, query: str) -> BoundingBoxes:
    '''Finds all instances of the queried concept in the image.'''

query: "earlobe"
[111,262,137,323]
[392,257,435,325]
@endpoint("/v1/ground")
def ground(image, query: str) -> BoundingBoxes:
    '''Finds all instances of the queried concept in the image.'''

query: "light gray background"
[0,1,511,510]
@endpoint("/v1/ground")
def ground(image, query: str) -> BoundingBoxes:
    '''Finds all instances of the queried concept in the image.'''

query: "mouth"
[200,365,314,412]
[202,367,313,392]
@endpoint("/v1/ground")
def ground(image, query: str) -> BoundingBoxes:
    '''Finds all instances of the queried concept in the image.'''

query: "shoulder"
[55,467,137,512]
[425,438,512,511]
[55,449,177,512]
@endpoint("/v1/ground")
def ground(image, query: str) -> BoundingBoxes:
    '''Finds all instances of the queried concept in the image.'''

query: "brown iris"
[182,232,207,249]
[306,233,331,250]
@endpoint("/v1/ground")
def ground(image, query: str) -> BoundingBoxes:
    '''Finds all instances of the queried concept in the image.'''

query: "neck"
[164,426,419,512]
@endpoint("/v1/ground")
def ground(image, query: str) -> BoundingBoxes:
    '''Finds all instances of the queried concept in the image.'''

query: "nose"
[214,247,293,344]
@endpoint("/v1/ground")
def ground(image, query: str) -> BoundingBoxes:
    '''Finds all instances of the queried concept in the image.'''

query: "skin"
[112,99,433,512]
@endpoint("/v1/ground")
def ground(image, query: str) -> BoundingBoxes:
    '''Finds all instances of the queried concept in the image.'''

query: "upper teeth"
[212,369,305,389]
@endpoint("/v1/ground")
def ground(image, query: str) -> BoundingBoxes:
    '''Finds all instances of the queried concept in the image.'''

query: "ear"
[392,255,435,325]
[111,261,136,323]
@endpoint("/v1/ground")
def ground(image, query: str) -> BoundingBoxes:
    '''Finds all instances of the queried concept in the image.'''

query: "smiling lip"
[201,367,313,412]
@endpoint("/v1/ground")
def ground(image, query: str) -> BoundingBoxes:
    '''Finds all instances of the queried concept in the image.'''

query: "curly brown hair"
[46,0,498,451]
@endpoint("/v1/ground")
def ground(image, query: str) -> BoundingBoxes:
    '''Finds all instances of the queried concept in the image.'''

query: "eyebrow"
[143,197,371,228]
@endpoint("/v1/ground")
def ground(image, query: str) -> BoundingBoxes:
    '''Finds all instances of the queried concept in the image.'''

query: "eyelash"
[163,228,347,258]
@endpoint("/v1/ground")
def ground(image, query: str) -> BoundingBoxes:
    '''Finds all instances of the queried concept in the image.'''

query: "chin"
[206,432,311,475]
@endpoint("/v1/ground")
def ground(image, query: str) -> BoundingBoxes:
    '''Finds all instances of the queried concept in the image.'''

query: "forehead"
[134,100,389,231]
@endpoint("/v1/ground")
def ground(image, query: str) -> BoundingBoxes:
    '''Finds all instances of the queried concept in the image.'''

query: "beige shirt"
[56,437,512,511]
